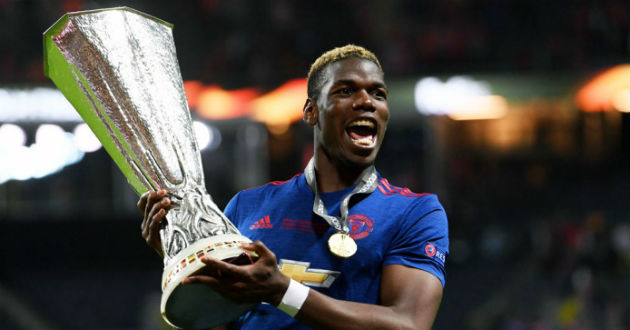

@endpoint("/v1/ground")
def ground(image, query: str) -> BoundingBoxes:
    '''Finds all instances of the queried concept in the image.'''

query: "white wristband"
[277,279,310,317]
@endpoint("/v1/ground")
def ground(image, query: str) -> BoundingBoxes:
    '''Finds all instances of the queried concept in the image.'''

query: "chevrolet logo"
[278,259,340,288]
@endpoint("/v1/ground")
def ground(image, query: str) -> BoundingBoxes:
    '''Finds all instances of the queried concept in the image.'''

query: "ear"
[303,98,318,126]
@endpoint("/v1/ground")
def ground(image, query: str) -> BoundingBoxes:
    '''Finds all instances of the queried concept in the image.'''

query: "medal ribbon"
[304,157,378,234]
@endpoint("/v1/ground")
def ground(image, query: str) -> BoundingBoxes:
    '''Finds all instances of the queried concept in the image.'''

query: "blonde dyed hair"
[307,44,383,100]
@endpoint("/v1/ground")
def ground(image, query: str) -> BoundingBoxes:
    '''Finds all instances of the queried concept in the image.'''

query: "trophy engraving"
[44,7,255,329]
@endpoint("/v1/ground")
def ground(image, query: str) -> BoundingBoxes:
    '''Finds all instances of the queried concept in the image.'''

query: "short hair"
[307,44,383,100]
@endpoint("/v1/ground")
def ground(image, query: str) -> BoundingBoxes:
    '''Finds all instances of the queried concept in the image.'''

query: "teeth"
[352,136,376,146]
[348,120,375,129]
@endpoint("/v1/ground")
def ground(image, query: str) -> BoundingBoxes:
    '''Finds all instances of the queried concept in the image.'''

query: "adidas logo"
[249,215,273,229]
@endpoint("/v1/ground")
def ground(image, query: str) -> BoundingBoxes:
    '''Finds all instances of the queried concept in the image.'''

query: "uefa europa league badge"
[44,7,257,329]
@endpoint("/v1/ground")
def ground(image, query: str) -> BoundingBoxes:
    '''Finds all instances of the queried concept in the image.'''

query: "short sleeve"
[383,196,449,287]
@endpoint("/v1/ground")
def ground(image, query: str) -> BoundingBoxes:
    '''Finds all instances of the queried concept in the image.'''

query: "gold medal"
[328,232,357,258]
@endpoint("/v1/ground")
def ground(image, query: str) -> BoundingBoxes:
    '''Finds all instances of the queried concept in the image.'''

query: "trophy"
[44,7,256,329]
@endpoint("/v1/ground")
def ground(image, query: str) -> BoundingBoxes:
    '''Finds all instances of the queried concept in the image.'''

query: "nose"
[352,90,375,111]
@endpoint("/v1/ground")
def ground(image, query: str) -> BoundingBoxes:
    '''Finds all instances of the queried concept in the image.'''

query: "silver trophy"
[44,7,256,329]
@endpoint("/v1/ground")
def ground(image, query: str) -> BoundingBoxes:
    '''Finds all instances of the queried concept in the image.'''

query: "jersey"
[223,172,449,330]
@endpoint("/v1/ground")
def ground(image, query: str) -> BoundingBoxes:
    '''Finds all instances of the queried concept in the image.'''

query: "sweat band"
[277,279,310,317]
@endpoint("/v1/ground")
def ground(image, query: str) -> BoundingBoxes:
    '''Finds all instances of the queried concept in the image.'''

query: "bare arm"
[184,241,444,330]
[297,264,443,329]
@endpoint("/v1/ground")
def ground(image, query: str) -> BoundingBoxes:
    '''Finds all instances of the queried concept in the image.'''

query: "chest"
[235,193,402,276]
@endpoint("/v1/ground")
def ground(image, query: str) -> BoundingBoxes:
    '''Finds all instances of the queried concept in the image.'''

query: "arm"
[184,241,444,330]
[298,264,443,329]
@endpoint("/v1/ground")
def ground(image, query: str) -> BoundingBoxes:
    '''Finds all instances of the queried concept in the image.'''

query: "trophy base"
[160,234,258,329]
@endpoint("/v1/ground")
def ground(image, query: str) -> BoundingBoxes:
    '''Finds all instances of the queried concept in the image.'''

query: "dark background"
[0,1,628,329]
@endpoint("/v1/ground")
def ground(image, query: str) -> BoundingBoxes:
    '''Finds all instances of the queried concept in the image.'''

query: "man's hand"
[137,189,171,257]
[182,241,290,306]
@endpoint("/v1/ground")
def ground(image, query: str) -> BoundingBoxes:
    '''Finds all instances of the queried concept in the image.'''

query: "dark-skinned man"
[139,44,449,330]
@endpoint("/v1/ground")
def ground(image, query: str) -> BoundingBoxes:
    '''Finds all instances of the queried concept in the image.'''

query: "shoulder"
[373,177,447,236]
[376,178,444,213]
[237,173,305,199]
[375,178,449,286]
[376,177,432,199]
[224,173,305,224]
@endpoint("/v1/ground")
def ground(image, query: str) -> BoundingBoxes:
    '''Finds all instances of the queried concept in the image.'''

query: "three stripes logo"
[249,215,273,230]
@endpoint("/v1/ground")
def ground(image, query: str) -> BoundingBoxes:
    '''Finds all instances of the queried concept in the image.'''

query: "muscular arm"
[296,264,443,330]
[185,242,444,330]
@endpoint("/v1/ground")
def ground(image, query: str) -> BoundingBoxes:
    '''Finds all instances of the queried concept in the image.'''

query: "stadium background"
[0,1,628,329]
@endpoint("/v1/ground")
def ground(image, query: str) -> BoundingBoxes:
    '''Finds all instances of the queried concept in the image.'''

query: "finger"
[141,204,157,237]
[185,274,248,293]
[201,257,250,279]
[140,213,148,233]
[139,192,152,233]
[146,208,165,242]
[143,191,157,219]
[148,197,170,224]
[144,190,167,218]
[242,241,275,261]
[183,275,220,286]
[141,216,149,238]
[137,191,150,211]
[142,198,165,238]
[138,190,156,211]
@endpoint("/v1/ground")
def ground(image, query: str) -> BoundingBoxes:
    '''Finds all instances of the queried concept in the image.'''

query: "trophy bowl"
[161,235,257,328]
[43,7,256,329]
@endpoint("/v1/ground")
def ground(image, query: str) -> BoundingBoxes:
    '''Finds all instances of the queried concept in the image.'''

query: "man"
[139,45,449,329]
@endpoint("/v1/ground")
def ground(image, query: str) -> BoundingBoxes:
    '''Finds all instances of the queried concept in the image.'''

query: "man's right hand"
[138,189,171,257]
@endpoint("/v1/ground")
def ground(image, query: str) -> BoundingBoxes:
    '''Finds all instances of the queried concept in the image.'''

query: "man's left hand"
[182,241,290,306]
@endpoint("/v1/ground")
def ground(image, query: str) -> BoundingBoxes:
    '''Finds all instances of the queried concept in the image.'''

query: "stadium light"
[414,76,507,120]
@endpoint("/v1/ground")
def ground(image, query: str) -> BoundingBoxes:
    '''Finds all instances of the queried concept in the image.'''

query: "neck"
[313,149,368,193]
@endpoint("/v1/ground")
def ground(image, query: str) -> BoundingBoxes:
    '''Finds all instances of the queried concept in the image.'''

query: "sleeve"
[383,195,449,287]
[223,192,242,227]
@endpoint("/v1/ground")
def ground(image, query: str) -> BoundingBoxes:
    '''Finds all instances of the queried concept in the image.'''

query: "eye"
[373,89,387,100]
[339,87,353,96]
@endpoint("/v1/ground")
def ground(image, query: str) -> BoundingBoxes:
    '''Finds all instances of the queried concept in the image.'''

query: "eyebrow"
[332,79,388,90]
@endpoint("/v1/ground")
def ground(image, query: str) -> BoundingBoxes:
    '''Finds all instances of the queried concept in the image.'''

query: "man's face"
[313,57,390,169]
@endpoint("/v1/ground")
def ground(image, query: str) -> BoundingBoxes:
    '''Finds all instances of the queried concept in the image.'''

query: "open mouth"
[346,119,377,147]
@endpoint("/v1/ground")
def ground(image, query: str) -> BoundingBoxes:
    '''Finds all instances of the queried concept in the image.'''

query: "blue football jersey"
[224,173,449,330]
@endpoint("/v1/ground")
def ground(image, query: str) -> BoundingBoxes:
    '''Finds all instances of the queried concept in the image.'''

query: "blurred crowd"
[461,211,629,330]
[0,0,627,87]
[443,158,629,330]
